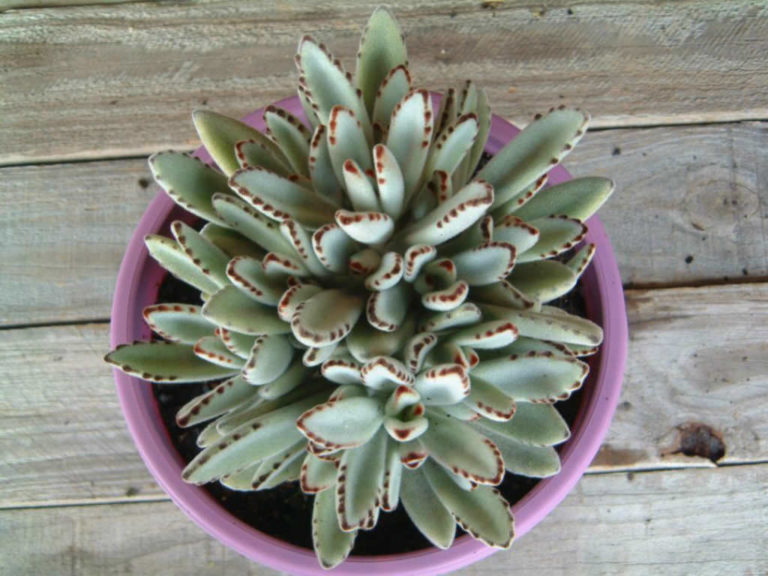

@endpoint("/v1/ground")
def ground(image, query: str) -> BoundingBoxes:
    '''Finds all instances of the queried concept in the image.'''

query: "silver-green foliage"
[105,8,614,569]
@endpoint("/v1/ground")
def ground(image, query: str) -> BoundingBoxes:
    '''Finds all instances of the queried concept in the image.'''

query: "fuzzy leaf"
[336,210,394,245]
[297,36,371,138]
[421,412,504,485]
[226,256,284,305]
[425,113,478,178]
[493,215,540,254]
[471,281,536,310]
[464,378,517,422]
[403,244,437,281]
[312,223,358,273]
[381,439,403,511]
[313,487,357,569]
[291,289,364,346]
[403,332,438,373]
[449,321,518,349]
[347,317,415,363]
[421,280,469,312]
[193,110,285,177]
[259,360,308,400]
[105,342,236,383]
[308,125,343,204]
[203,286,291,335]
[474,402,570,446]
[321,358,363,385]
[200,223,265,259]
[367,282,410,332]
[298,396,384,449]
[342,159,380,212]
[513,176,614,222]
[401,180,494,246]
[327,106,374,185]
[478,108,589,208]
[149,152,230,225]
[279,218,328,277]
[518,216,587,263]
[193,336,245,369]
[145,235,220,295]
[452,242,516,286]
[277,282,324,322]
[176,375,258,428]
[423,461,514,548]
[384,415,428,443]
[234,139,292,177]
[419,303,482,332]
[414,364,470,406]
[364,252,404,291]
[143,304,212,344]
[357,7,408,115]
[301,452,338,494]
[348,248,381,276]
[230,167,337,228]
[251,441,307,490]
[212,194,295,255]
[242,335,294,385]
[386,89,433,198]
[263,105,311,177]
[565,243,596,279]
[471,352,589,402]
[336,429,388,530]
[481,305,603,346]
[508,260,578,303]
[171,221,230,287]
[400,469,455,549]
[372,65,412,131]
[183,394,323,484]
[483,430,562,477]
[373,144,405,219]
[361,357,414,391]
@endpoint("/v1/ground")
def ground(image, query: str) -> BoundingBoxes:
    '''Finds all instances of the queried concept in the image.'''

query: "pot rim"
[111,94,627,576]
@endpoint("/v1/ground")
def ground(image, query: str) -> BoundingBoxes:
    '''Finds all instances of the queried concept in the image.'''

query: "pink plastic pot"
[111,95,627,575]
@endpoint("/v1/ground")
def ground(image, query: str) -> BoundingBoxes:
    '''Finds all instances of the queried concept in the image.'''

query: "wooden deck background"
[1,1,767,574]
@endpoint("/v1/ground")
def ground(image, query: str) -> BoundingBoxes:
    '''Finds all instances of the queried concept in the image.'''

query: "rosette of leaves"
[105,8,614,569]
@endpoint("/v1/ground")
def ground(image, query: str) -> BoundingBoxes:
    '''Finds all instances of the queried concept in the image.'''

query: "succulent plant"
[105,7,613,569]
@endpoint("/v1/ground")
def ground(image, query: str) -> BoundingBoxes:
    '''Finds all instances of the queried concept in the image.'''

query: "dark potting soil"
[151,271,589,556]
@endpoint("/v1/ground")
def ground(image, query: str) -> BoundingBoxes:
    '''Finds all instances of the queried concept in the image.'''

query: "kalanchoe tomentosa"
[105,7,614,569]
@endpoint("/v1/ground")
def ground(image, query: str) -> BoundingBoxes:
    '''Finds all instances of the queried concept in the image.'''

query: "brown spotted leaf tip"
[106,7,614,568]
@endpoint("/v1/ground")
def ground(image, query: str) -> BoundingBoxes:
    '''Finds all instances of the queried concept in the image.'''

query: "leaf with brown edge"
[400,180,494,247]
[348,248,381,276]
[143,304,213,344]
[321,358,363,385]
[492,214,540,254]
[508,259,578,303]
[517,216,587,263]
[297,396,384,450]
[384,415,428,442]
[336,428,388,531]
[327,106,374,185]
[512,176,614,222]
[263,105,311,177]
[200,223,265,260]
[419,302,482,333]
[145,235,220,295]
[336,210,394,245]
[491,174,548,220]
[241,334,294,385]
[473,402,570,446]
[386,89,433,199]
[564,242,596,279]
[217,328,256,359]
[400,468,455,549]
[183,393,324,485]
[193,336,245,369]
[175,375,258,428]
[364,251,403,291]
[403,332,438,374]
[424,113,478,179]
[312,485,357,570]
[312,223,358,274]
[170,221,230,288]
[373,143,405,220]
[149,151,231,225]
[366,282,410,332]
[193,110,287,177]
[308,124,343,205]
[464,378,517,422]
[230,167,337,229]
[372,65,412,131]
[279,218,328,277]
[261,251,311,278]
[301,452,338,494]
[202,286,291,336]
[478,108,589,208]
[291,289,364,347]
[251,440,307,490]
[258,360,308,400]
[423,461,514,548]
[471,352,589,403]
[342,159,380,213]
[452,242,516,286]
[302,342,338,367]
[421,280,469,312]
[211,194,294,256]
[225,256,284,306]
[480,304,603,348]
[360,356,414,391]
[420,411,504,485]
[413,364,469,406]
[403,244,437,282]
[380,438,403,511]
[449,320,519,350]
[234,139,293,177]
[471,280,537,311]
[483,429,562,478]
[105,342,238,383]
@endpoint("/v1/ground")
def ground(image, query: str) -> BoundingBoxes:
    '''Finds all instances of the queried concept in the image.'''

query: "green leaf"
[512,176,614,222]
[234,139,293,177]
[313,487,357,569]
[202,286,291,335]
[478,108,589,208]
[308,124,343,204]
[301,453,338,494]
[517,216,587,263]
[425,113,478,178]
[474,402,570,446]
[105,342,236,383]
[149,152,231,225]
[347,316,415,363]
[142,304,212,344]
[259,360,308,400]
[200,223,265,260]
[145,235,220,295]
[193,110,286,177]
[263,105,311,177]
[483,429,562,477]
[341,159,380,212]
[291,289,364,347]
[176,375,258,428]
[414,364,469,406]
[481,304,603,346]
[420,412,504,485]
[225,256,285,306]
[366,282,410,332]
[449,320,518,349]
[423,461,514,548]
[336,429,388,530]
[297,396,385,449]
[193,336,245,369]
[242,335,295,385]
[386,89,433,199]
[356,7,408,115]
[464,378,517,422]
[371,65,412,130]
[336,210,394,245]
[400,469,455,549]
[507,260,578,303]
[171,221,230,287]
[311,223,358,274]
[212,194,295,255]
[452,242,516,286]
[327,106,374,185]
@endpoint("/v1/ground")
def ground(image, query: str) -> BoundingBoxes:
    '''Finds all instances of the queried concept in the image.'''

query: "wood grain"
[2,283,766,508]
[2,0,767,164]
[1,465,766,575]
[3,122,766,327]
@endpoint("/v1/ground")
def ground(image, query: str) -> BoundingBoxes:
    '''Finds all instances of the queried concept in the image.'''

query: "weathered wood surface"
[2,283,766,508]
[2,0,767,164]
[3,121,767,327]
[2,465,766,576]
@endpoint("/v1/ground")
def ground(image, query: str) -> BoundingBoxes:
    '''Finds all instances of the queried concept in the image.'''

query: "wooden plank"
[0,0,142,11]
[3,122,767,326]
[1,283,767,508]
[1,465,766,575]
[2,0,767,164]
